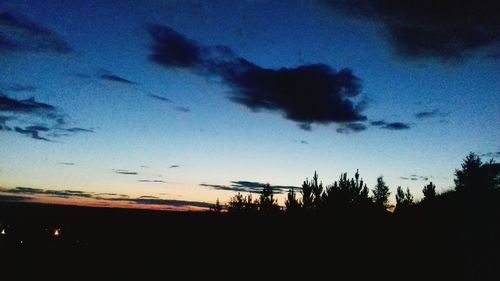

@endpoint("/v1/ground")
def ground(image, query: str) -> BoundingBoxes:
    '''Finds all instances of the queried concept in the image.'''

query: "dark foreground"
[0,199,498,280]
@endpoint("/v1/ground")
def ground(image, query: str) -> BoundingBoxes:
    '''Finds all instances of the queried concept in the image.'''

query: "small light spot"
[1,229,5,235]
[53,228,61,237]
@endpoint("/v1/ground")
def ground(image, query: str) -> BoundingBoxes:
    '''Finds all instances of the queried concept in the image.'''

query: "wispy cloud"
[148,94,172,103]
[400,174,429,181]
[175,106,190,113]
[114,169,138,175]
[336,122,367,134]
[1,83,38,93]
[99,73,138,85]
[137,180,166,183]
[415,109,449,120]
[370,120,412,130]
[169,165,180,168]
[0,92,94,141]
[0,12,72,54]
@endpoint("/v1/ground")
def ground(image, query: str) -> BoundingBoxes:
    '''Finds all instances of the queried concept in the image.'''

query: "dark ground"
[0,199,498,280]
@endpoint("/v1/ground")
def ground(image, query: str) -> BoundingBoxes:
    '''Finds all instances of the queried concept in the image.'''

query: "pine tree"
[285,187,301,213]
[422,182,436,200]
[372,176,390,209]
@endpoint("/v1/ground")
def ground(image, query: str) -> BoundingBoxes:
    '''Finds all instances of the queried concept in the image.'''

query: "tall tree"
[258,184,279,213]
[454,152,484,191]
[301,172,316,211]
[227,193,257,213]
[372,176,390,209]
[210,198,223,213]
[285,187,301,213]
[422,182,436,200]
[395,186,413,212]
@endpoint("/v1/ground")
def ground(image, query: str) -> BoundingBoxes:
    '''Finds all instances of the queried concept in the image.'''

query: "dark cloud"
[1,84,38,93]
[148,25,367,128]
[370,120,386,126]
[381,122,411,130]
[326,0,500,60]
[370,120,411,130]
[15,126,51,141]
[63,127,95,133]
[148,94,172,103]
[100,73,137,85]
[127,198,211,209]
[3,187,94,198]
[336,122,367,134]
[59,162,75,166]
[147,24,205,68]
[115,169,138,175]
[0,12,72,54]
[169,165,180,168]
[0,93,55,113]
[415,109,449,119]
[138,180,166,183]
[0,92,93,141]
[481,151,500,159]
[201,181,298,194]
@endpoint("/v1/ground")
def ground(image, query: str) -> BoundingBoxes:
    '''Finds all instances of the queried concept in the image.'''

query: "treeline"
[211,152,500,214]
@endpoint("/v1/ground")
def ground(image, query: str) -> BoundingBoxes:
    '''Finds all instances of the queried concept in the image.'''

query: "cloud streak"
[370,120,411,130]
[0,187,211,210]
[415,109,449,120]
[148,25,367,130]
[114,169,138,175]
[100,73,138,85]
[200,180,298,194]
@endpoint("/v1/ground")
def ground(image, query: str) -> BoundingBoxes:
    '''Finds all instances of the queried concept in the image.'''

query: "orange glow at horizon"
[0,192,210,212]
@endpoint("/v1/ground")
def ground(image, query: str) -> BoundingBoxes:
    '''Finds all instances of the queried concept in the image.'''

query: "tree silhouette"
[323,169,370,210]
[301,173,315,211]
[227,192,257,213]
[395,186,413,212]
[422,182,436,200]
[310,172,324,209]
[372,176,390,209]
[258,184,280,213]
[453,152,499,191]
[455,152,484,191]
[210,198,223,213]
[284,187,301,213]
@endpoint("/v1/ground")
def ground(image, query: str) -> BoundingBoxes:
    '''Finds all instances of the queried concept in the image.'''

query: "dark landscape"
[1,153,499,279]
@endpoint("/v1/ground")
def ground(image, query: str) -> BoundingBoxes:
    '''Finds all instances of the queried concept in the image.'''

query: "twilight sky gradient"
[1,0,499,210]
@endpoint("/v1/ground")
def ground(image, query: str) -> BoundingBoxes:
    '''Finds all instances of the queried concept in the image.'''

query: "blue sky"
[1,0,499,209]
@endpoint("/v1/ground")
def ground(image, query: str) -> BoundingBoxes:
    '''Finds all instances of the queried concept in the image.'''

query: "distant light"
[20,240,23,244]
[53,228,61,237]
[1,229,5,235]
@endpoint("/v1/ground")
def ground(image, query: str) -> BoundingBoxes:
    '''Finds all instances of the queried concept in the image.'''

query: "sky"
[0,0,499,210]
